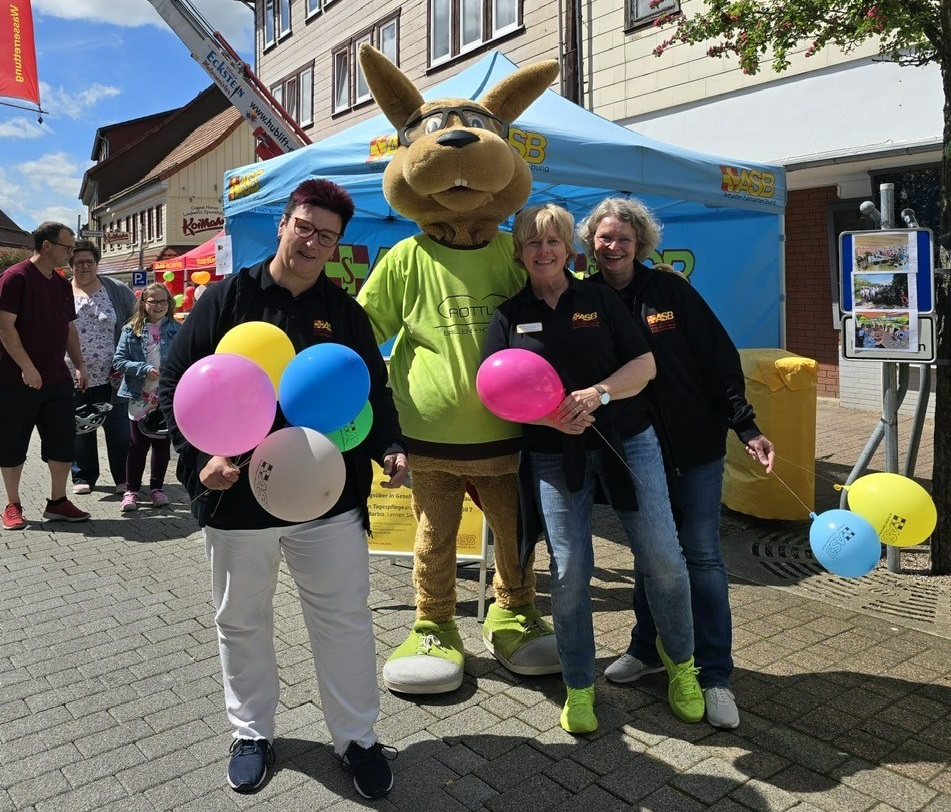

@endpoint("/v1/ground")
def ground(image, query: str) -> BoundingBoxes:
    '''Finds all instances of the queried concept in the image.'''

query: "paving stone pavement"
[1,399,949,811]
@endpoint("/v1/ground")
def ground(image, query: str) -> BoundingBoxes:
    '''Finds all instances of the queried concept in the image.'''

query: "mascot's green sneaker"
[382,620,465,695]
[482,603,561,676]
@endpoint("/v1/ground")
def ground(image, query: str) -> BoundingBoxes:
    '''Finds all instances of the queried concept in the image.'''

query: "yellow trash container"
[722,349,818,520]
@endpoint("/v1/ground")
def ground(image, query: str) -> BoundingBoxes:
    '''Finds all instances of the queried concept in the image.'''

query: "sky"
[0,0,254,233]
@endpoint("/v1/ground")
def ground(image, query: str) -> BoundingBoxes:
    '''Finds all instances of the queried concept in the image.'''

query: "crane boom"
[148,0,311,159]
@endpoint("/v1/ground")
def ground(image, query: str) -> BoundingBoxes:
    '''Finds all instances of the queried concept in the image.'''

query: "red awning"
[153,231,223,273]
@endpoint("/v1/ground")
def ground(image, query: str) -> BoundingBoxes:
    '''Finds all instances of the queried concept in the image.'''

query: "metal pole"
[879,183,901,572]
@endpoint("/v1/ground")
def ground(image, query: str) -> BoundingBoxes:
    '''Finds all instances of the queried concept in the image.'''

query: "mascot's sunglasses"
[398,106,510,146]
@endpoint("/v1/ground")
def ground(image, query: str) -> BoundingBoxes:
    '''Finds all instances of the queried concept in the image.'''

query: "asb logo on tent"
[720,165,776,202]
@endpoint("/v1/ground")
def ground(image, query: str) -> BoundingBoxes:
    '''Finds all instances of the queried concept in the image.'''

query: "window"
[271,82,284,109]
[333,49,349,113]
[283,76,299,121]
[155,205,163,240]
[264,0,291,46]
[278,0,291,37]
[626,0,679,29]
[430,0,520,66]
[354,32,373,104]
[147,208,153,242]
[306,0,338,18]
[332,13,399,114]
[299,67,313,125]
[264,0,275,46]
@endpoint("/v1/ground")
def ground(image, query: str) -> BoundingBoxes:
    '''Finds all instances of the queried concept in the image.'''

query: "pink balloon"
[173,354,277,456]
[476,349,564,422]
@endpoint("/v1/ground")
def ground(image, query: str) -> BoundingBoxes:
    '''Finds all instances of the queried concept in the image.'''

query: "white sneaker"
[703,686,740,729]
[604,653,665,684]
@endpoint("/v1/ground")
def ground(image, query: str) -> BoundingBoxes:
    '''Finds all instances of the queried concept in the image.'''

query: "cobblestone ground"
[1,400,949,811]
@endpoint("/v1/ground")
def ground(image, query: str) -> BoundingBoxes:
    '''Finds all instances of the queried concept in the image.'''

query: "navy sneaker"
[342,741,397,799]
[227,738,274,792]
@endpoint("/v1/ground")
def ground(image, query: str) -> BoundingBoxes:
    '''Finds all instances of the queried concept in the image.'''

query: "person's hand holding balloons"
[200,455,241,491]
[745,434,775,474]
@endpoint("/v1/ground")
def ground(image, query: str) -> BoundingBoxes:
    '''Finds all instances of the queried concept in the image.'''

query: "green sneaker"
[560,685,597,734]
[482,603,561,676]
[382,620,465,695]
[655,638,704,722]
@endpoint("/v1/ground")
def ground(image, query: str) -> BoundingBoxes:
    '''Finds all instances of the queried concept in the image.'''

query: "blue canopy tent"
[223,51,787,348]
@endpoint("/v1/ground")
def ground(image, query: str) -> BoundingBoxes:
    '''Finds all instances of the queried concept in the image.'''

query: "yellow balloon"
[216,321,295,395]
[191,271,211,285]
[845,472,937,547]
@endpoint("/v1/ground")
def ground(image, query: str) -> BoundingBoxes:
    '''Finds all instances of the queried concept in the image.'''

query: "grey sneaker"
[604,653,665,684]
[703,686,740,729]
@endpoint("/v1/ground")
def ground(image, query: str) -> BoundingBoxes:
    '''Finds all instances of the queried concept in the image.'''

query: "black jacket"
[159,260,405,530]
[590,263,761,472]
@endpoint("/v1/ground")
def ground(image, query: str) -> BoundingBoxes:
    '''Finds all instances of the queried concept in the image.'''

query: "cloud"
[17,151,85,197]
[40,82,121,120]
[33,0,253,46]
[0,117,46,139]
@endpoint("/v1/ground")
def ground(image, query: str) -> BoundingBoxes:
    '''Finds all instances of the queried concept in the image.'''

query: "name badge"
[516,322,543,334]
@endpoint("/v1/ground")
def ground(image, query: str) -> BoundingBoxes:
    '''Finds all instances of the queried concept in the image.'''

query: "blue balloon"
[279,343,371,433]
[808,509,881,578]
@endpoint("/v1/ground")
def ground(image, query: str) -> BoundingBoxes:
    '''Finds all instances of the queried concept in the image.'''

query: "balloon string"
[765,466,814,519]
[589,425,642,484]
[773,452,843,488]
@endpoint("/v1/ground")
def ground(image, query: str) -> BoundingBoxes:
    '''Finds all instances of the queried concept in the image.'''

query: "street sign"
[80,229,105,238]
[131,270,147,287]
[842,314,935,363]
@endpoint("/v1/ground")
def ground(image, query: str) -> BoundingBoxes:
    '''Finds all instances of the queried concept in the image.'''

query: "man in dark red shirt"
[0,222,91,529]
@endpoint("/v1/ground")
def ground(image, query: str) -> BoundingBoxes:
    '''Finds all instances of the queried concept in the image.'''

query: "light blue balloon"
[279,343,370,434]
[808,509,881,578]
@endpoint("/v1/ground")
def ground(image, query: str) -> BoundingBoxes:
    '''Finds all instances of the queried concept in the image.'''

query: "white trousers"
[203,509,380,755]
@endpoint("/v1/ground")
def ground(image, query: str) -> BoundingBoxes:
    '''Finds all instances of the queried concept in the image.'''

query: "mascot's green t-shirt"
[357,232,526,446]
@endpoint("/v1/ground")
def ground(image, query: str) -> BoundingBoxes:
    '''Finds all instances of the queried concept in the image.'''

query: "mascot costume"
[356,45,561,695]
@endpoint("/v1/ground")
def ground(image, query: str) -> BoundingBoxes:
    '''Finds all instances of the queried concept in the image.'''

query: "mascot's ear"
[359,44,425,129]
[480,59,560,125]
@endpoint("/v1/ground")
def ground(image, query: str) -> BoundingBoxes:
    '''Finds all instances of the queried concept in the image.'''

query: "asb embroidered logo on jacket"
[313,319,333,339]
[644,307,677,334]
[572,310,600,328]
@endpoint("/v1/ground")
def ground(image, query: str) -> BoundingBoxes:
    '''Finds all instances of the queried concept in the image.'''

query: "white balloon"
[249,426,346,522]
[194,284,207,299]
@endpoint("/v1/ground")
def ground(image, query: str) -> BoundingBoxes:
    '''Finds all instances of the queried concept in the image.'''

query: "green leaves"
[653,0,943,74]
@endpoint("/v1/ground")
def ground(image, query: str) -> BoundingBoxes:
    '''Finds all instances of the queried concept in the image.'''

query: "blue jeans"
[72,383,131,488]
[531,425,693,688]
[628,457,733,688]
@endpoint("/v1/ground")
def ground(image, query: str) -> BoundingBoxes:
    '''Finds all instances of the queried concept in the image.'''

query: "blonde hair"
[129,282,176,337]
[577,196,662,263]
[512,204,575,267]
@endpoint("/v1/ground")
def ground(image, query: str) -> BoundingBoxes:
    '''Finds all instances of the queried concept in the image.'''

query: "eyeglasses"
[71,259,97,268]
[398,106,510,147]
[144,300,169,307]
[291,217,341,247]
[51,241,74,254]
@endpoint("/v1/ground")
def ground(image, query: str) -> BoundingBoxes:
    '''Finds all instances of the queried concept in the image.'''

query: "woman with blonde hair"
[113,282,180,511]
[483,203,700,734]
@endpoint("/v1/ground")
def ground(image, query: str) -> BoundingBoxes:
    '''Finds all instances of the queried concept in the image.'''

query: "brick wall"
[785,186,841,397]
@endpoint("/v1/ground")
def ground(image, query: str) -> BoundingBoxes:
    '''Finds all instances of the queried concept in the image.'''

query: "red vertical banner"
[0,2,40,106]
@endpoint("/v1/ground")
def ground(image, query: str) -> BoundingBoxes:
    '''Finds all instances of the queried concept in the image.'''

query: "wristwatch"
[594,384,611,406]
